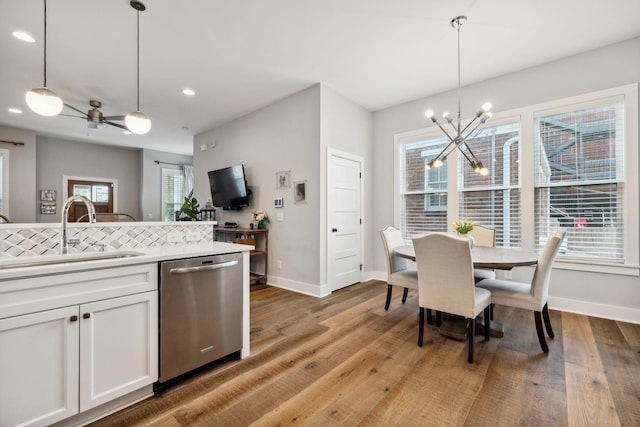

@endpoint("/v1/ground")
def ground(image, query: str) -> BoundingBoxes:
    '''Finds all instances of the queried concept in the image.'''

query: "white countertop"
[0,242,253,281]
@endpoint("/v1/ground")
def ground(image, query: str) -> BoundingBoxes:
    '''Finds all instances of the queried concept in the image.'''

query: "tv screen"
[208,164,249,210]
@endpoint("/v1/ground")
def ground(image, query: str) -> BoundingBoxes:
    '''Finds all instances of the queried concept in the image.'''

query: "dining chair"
[476,230,566,353]
[468,224,496,282]
[413,232,491,363]
[380,226,419,311]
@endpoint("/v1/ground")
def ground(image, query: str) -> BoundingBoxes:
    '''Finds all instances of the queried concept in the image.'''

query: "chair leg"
[534,311,549,353]
[402,287,409,303]
[542,302,555,338]
[384,284,393,311]
[426,309,433,325]
[435,311,442,327]
[418,307,425,347]
[467,318,475,363]
[483,306,491,341]
[490,303,494,321]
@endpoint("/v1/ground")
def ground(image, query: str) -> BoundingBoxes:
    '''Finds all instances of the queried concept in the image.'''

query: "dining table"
[393,243,538,339]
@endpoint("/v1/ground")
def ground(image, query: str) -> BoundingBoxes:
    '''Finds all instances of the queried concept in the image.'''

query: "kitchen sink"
[0,251,145,270]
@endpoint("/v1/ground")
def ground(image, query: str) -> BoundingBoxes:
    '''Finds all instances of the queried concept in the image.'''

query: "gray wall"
[36,136,142,222]
[194,84,372,295]
[194,85,323,293]
[319,85,373,286]
[0,125,37,223]
[372,36,640,320]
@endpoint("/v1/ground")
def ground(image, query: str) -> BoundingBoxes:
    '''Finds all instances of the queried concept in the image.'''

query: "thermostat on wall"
[274,197,283,208]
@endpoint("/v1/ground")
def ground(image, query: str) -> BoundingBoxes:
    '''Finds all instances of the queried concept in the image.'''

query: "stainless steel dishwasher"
[159,252,243,383]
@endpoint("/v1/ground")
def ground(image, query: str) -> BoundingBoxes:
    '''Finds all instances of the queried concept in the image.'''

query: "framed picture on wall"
[276,170,291,189]
[40,202,56,214]
[40,189,56,202]
[294,180,306,204]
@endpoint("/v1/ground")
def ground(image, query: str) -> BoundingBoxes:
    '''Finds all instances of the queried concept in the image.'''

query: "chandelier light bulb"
[480,167,489,176]
[482,102,492,112]
[25,87,63,116]
[125,111,151,134]
[433,158,444,168]
[425,109,434,118]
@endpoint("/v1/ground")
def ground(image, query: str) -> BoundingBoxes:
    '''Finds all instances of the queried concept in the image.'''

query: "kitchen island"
[0,223,252,427]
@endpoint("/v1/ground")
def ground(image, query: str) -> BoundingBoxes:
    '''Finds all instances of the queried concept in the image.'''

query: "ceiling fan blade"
[63,103,89,117]
[59,113,87,119]
[105,121,129,131]
[104,115,126,121]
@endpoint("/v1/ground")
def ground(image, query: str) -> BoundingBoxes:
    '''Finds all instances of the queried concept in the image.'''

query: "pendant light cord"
[43,0,47,87]
[136,9,140,112]
[456,19,461,135]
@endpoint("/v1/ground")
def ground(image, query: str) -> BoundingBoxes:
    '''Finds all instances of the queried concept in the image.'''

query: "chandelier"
[424,16,491,176]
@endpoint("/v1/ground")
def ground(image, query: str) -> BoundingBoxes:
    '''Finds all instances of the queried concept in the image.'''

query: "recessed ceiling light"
[13,31,35,43]
[8,107,23,114]
[182,88,195,96]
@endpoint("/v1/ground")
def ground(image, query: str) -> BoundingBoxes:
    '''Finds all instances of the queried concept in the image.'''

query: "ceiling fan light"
[25,87,63,116]
[125,111,151,134]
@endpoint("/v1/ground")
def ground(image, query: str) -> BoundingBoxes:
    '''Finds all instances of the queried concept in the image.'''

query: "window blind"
[161,168,184,221]
[398,135,449,239]
[534,100,625,261]
[458,122,521,247]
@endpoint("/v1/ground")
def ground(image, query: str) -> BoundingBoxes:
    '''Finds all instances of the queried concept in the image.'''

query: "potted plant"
[179,195,200,220]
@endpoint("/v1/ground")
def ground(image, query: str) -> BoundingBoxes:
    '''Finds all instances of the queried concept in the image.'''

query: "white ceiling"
[1,0,639,156]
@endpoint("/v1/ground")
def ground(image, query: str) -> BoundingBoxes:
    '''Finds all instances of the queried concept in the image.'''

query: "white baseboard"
[549,296,640,324]
[266,274,331,297]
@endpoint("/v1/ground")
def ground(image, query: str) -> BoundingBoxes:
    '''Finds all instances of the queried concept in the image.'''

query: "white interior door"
[327,149,362,291]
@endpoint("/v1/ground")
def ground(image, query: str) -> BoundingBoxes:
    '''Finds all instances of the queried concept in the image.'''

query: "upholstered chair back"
[380,226,409,274]
[468,225,495,248]
[531,230,566,306]
[413,232,477,318]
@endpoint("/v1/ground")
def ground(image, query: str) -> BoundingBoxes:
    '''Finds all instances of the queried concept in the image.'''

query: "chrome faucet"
[61,195,96,254]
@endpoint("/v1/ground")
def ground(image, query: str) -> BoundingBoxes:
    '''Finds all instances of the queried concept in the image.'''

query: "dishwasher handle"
[169,259,239,274]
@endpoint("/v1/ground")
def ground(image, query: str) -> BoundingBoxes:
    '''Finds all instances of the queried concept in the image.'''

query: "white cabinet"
[0,306,79,427]
[80,292,158,411]
[0,263,158,427]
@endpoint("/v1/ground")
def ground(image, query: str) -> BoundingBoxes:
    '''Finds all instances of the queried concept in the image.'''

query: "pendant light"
[424,16,492,176]
[125,0,152,135]
[25,0,63,117]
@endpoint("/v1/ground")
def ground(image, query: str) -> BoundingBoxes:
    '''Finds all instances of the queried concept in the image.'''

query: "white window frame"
[161,168,184,222]
[0,148,9,216]
[394,84,639,276]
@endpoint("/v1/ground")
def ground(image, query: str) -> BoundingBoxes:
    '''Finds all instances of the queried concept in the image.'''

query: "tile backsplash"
[0,222,214,258]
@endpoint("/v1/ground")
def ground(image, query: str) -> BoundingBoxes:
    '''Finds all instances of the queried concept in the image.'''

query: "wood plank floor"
[91,280,640,427]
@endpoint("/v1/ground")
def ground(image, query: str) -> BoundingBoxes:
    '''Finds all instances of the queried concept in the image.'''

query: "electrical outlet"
[186,231,201,242]
[167,231,184,243]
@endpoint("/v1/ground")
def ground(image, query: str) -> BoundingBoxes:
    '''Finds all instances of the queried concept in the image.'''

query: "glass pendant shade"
[125,110,151,134]
[25,86,63,116]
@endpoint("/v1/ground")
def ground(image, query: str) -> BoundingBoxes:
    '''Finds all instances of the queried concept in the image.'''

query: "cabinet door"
[0,306,80,427]
[79,291,158,411]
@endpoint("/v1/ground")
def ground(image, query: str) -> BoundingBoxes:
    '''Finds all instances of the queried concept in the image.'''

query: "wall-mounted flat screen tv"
[208,164,249,210]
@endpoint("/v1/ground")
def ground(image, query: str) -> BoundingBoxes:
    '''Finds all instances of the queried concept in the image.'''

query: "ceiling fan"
[61,100,128,130]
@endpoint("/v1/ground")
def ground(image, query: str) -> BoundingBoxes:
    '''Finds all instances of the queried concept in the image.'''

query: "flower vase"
[257,221,266,229]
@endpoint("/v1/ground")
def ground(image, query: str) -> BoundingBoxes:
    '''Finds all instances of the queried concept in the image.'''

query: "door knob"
[332,228,338,232]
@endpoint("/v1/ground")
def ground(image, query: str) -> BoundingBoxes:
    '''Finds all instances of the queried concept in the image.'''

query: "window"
[162,168,184,221]
[0,149,8,216]
[534,98,625,262]
[458,122,521,247]
[395,84,637,272]
[398,134,449,237]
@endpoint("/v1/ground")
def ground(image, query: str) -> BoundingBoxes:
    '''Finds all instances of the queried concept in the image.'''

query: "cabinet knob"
[82,313,91,319]
[70,315,78,322]
[332,228,338,232]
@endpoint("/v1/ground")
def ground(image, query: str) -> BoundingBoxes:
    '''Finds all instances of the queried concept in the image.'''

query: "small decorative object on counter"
[453,219,475,235]
[253,209,269,229]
